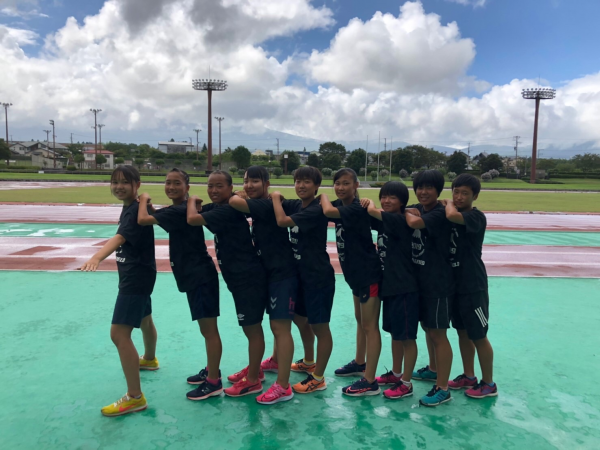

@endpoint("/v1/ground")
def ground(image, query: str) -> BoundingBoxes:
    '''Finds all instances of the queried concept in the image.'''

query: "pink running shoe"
[256,382,294,405]
[224,378,263,397]
[376,370,403,386]
[448,374,478,390]
[261,356,279,373]
[383,382,413,399]
[227,366,265,383]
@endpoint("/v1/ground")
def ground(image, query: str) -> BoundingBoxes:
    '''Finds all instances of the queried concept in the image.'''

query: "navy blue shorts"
[231,282,268,327]
[419,295,453,330]
[452,291,489,340]
[295,283,335,325]
[112,293,152,328]
[352,283,379,303]
[185,277,220,321]
[382,292,419,341]
[267,276,298,321]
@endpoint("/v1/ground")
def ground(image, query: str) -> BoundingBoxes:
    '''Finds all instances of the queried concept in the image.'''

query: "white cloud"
[0,24,38,45]
[0,0,49,18]
[445,0,487,8]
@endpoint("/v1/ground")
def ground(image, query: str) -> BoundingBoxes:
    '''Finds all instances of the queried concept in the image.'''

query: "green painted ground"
[1,272,599,449]
[3,222,600,247]
[2,185,600,212]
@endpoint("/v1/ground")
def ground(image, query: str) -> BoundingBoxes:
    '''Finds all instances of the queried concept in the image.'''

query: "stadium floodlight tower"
[192,78,227,173]
[2,102,11,166]
[521,87,556,184]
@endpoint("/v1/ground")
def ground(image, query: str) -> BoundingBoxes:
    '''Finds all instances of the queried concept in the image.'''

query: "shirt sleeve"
[290,202,322,232]
[153,205,185,233]
[337,202,367,230]
[381,212,406,237]
[462,209,487,234]
[247,198,274,220]
[421,206,448,236]
[117,203,141,245]
[370,216,383,233]
[201,204,234,233]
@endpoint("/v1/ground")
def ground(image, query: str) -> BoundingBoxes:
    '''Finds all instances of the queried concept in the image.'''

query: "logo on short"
[270,297,277,309]
[237,314,245,321]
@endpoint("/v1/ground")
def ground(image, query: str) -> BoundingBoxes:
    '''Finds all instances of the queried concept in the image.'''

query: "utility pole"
[377,132,380,181]
[389,137,393,180]
[193,129,201,160]
[70,133,73,145]
[98,124,104,150]
[49,120,56,168]
[43,129,51,167]
[276,138,280,156]
[2,102,12,166]
[90,109,102,169]
[522,88,556,183]
[467,142,471,166]
[513,136,521,175]
[215,117,224,170]
[365,135,369,182]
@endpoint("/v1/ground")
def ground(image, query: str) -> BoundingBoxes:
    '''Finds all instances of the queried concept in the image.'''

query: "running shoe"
[412,365,437,381]
[465,382,498,399]
[290,358,316,374]
[376,369,403,386]
[227,366,265,383]
[224,378,263,397]
[101,393,147,417]
[261,356,279,373]
[342,378,381,396]
[292,374,327,394]
[187,367,222,385]
[383,382,413,400]
[139,356,159,371]
[419,386,452,407]
[187,380,224,401]
[334,360,366,377]
[448,373,478,390]
[256,382,294,405]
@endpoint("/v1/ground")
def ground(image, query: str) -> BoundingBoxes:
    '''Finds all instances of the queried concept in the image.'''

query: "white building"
[158,141,194,154]
[82,150,114,169]
[10,141,47,155]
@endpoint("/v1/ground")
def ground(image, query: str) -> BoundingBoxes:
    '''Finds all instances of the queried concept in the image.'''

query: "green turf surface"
[1,271,599,449]
[1,185,600,212]
[3,222,600,247]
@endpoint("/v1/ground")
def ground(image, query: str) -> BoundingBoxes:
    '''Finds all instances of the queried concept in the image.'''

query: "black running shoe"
[334,360,366,377]
[187,367,222,385]
[186,379,224,401]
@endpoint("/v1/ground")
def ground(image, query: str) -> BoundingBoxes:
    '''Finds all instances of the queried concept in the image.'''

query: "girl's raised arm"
[138,193,159,226]
[80,234,126,272]
[186,196,207,226]
[271,191,295,228]
[320,194,341,219]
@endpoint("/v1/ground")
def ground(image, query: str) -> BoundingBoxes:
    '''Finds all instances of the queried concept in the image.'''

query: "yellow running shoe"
[101,393,147,417]
[292,374,327,394]
[290,358,316,374]
[139,356,159,371]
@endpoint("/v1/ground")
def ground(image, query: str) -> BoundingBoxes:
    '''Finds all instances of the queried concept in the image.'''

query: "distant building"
[296,150,311,164]
[471,152,489,164]
[82,150,115,170]
[265,149,274,157]
[10,141,48,155]
[30,149,68,169]
[158,141,194,154]
[253,150,267,156]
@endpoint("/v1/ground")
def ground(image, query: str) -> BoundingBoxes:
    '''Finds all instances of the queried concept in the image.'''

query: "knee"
[110,327,128,346]
[361,321,380,335]
[270,321,291,338]
[428,330,448,346]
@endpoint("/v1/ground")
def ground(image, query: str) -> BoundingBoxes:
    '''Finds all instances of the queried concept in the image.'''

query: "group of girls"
[82,164,454,417]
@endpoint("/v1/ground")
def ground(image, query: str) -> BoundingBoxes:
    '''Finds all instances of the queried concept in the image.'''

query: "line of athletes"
[81,164,497,417]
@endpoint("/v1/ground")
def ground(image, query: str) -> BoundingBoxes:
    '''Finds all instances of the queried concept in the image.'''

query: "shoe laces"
[417,365,429,374]
[471,381,483,391]
[301,374,315,385]
[453,373,469,382]
[426,386,439,397]
[379,367,393,378]
[114,394,130,406]
[295,358,305,365]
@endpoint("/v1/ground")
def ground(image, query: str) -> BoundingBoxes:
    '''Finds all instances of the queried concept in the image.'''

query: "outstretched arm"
[271,191,295,228]
[405,209,426,229]
[229,195,250,213]
[186,196,207,226]
[138,193,159,226]
[80,234,126,272]
[366,199,383,221]
[440,199,465,225]
[320,194,341,219]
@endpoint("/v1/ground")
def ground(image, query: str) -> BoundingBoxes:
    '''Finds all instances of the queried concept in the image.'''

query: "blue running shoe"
[187,379,223,401]
[412,365,437,381]
[419,386,452,407]
[187,367,222,385]
[342,378,381,397]
[335,360,366,377]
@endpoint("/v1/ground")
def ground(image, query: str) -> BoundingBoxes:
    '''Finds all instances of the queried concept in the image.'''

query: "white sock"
[393,371,402,378]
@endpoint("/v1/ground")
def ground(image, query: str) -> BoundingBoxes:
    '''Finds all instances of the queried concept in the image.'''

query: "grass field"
[1,184,599,212]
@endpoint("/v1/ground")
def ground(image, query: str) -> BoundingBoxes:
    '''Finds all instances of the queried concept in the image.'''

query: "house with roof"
[30,148,68,169]
[81,150,114,169]
[158,141,194,154]
[10,141,48,155]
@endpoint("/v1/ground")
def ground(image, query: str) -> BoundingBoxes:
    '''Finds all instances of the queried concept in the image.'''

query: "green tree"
[96,154,107,167]
[322,153,342,171]
[572,153,600,171]
[272,167,283,178]
[479,153,503,173]
[202,143,208,153]
[67,143,84,156]
[0,139,10,165]
[280,150,300,172]
[155,159,164,169]
[307,153,320,168]
[392,148,413,173]
[409,145,447,169]
[318,141,347,159]
[231,145,252,169]
[447,151,468,175]
[114,157,124,165]
[345,148,367,173]
[134,157,145,169]
[74,154,85,168]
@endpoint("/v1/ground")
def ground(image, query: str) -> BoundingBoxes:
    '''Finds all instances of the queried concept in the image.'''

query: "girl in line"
[137,168,222,401]
[365,182,419,400]
[81,165,158,417]
[320,168,383,396]
[186,171,268,400]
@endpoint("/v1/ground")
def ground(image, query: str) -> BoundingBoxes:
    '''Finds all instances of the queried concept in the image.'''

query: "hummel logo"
[270,297,277,309]
[237,314,245,321]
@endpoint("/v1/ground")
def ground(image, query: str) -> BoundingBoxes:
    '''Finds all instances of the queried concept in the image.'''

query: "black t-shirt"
[371,213,418,297]
[331,198,381,290]
[116,202,156,295]
[247,198,297,283]
[409,202,454,298]
[282,199,334,289]
[449,208,488,294]
[201,203,266,291]
[153,203,217,293]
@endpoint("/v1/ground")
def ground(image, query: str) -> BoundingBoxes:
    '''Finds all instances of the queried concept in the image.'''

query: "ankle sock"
[393,371,402,378]
[131,394,142,399]
[312,374,324,381]
[303,359,315,365]
[466,375,477,380]
[206,377,220,386]
[402,380,412,387]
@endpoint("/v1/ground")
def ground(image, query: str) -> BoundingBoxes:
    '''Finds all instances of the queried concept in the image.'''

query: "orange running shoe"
[290,358,316,374]
[292,374,327,394]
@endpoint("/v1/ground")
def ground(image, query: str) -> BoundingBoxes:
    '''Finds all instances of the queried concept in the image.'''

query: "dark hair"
[110,165,140,185]
[294,166,322,185]
[245,165,269,183]
[333,168,358,183]
[412,170,445,196]
[379,181,409,213]
[452,173,481,196]
[168,168,189,185]
[209,170,233,186]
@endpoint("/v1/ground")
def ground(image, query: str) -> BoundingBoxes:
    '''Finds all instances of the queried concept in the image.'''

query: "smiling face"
[243,172,269,199]
[415,183,439,210]
[111,173,138,204]
[452,185,477,211]
[333,174,358,202]
[295,178,318,201]
[207,173,233,204]
[380,194,402,213]
[164,171,189,204]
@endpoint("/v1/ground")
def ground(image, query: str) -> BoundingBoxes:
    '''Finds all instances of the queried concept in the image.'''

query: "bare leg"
[457,329,476,378]
[425,328,437,372]
[139,314,157,361]
[294,314,315,362]
[270,320,293,388]
[400,340,417,383]
[353,295,366,365]
[473,337,494,384]
[311,323,333,377]
[360,296,382,383]
[428,328,453,390]
[110,324,142,397]
[392,340,404,374]
[270,342,277,363]
[242,323,265,383]
[198,317,222,380]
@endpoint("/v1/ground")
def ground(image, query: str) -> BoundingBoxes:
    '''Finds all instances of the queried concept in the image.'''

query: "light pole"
[90,109,102,169]
[98,124,105,150]
[192,78,227,173]
[215,117,224,170]
[193,128,201,160]
[49,120,56,168]
[43,129,51,167]
[284,153,289,175]
[2,102,12,166]
[522,88,555,184]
